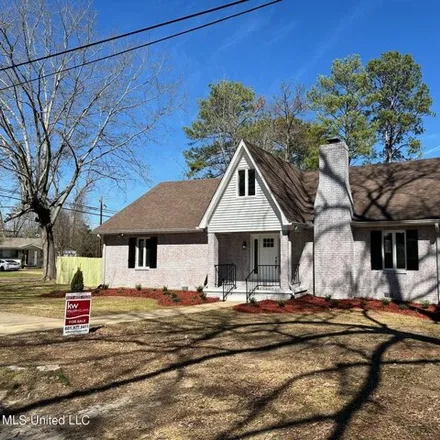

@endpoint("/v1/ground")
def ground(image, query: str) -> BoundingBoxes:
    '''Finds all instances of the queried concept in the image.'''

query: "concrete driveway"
[0,312,63,335]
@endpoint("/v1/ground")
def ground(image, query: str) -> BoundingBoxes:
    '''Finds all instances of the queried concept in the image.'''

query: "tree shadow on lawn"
[1,309,440,440]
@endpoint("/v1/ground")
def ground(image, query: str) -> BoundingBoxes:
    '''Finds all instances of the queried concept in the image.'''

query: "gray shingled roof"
[94,144,440,234]
[0,237,42,249]
[94,179,220,234]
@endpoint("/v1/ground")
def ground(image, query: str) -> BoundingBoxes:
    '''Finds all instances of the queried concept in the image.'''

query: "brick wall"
[103,232,208,290]
[352,226,439,303]
[290,228,314,292]
[314,141,354,299]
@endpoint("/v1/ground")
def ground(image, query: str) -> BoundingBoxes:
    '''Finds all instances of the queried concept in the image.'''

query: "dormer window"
[238,169,256,197]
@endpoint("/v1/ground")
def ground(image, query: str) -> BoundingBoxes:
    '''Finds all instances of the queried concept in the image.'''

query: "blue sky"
[91,0,440,224]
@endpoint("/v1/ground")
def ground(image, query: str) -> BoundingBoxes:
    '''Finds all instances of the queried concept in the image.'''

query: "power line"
[0,188,117,214]
[0,0,252,72]
[0,0,282,92]
[0,192,113,218]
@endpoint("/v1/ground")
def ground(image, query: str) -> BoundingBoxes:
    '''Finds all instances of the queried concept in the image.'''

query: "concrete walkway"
[0,301,239,335]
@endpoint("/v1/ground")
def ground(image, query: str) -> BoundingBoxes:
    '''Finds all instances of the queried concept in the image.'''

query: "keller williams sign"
[63,292,92,336]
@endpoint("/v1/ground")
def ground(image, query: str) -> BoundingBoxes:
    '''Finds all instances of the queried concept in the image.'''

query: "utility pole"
[99,197,104,226]
[98,197,104,258]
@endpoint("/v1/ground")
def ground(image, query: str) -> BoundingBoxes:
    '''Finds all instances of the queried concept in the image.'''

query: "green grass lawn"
[0,271,160,319]
[0,268,42,278]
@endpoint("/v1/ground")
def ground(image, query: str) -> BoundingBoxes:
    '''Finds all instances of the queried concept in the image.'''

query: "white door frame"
[250,233,280,274]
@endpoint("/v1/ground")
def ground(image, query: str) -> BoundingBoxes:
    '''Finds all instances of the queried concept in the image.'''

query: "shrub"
[196,285,204,293]
[70,268,84,292]
[56,370,70,386]
[162,286,168,292]
[135,284,142,291]
[360,299,367,308]
[249,297,258,306]
[278,300,286,308]
[102,284,109,290]
[199,291,207,300]
[324,294,332,302]
[172,296,181,303]
[381,297,391,306]
[420,300,430,309]
[399,303,409,310]
[330,298,339,307]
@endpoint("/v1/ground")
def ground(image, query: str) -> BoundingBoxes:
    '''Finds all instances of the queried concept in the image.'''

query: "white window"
[382,231,406,270]
[237,169,256,197]
[263,238,274,248]
[136,238,151,269]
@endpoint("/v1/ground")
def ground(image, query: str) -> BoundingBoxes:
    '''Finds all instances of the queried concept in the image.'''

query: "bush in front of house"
[420,300,430,309]
[135,284,142,291]
[381,297,391,306]
[70,268,84,292]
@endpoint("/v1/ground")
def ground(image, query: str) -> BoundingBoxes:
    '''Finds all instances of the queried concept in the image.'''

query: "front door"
[251,234,280,282]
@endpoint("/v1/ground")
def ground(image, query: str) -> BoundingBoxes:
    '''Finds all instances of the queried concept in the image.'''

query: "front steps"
[205,284,308,302]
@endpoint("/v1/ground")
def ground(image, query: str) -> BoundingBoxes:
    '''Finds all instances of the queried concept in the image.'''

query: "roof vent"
[326,137,341,144]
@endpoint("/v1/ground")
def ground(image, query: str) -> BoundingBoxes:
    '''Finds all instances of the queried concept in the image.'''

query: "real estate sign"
[63,292,92,336]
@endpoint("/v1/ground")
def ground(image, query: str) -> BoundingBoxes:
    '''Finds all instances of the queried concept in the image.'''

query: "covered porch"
[206,231,303,301]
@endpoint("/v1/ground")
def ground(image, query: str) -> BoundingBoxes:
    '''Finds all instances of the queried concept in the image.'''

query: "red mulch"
[234,294,440,321]
[41,288,219,307]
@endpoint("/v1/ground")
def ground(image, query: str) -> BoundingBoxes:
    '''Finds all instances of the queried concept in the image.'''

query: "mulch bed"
[235,294,440,321]
[42,288,219,307]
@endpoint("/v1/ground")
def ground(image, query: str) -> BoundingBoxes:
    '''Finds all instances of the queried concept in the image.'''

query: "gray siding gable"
[208,150,282,233]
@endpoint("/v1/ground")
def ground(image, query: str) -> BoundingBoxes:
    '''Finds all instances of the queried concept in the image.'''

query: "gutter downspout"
[435,223,440,304]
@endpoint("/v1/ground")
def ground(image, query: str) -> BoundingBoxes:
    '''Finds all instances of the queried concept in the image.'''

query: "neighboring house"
[0,237,43,268]
[94,139,440,304]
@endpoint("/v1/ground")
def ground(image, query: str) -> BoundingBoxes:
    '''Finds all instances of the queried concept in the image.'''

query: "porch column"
[208,232,219,288]
[280,230,290,291]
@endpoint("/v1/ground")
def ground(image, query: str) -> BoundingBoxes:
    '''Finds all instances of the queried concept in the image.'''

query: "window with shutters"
[370,229,419,271]
[133,237,157,269]
[382,231,406,270]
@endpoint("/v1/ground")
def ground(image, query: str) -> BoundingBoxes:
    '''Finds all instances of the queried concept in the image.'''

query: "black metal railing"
[292,263,300,285]
[245,264,280,302]
[215,264,236,301]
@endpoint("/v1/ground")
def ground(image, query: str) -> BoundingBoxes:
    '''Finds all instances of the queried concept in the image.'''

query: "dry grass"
[0,309,439,439]
[0,273,160,319]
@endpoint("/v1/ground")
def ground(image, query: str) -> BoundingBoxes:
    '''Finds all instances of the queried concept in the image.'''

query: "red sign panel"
[63,292,92,336]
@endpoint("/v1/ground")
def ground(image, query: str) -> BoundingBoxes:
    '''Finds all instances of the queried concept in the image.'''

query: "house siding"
[103,232,209,289]
[208,152,282,233]
[352,226,438,304]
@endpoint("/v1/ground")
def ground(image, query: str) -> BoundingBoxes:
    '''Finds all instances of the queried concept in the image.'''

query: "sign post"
[63,292,92,336]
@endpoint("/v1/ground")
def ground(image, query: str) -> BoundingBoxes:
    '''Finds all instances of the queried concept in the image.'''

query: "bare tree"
[0,0,179,279]
[269,82,310,163]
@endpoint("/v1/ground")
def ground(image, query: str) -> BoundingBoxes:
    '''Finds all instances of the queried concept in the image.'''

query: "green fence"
[56,257,102,287]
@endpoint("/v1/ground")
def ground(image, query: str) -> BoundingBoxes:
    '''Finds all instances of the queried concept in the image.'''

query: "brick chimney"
[313,139,354,299]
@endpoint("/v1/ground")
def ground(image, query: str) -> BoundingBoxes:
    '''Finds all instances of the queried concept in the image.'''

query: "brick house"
[94,139,440,304]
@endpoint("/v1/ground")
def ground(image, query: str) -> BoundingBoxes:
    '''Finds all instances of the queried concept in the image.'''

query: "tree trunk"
[41,223,56,281]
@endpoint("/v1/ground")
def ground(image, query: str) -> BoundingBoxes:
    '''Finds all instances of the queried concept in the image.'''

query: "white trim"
[353,219,439,227]
[382,230,406,271]
[198,140,289,229]
[250,233,280,272]
[236,168,257,198]
[135,236,151,269]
